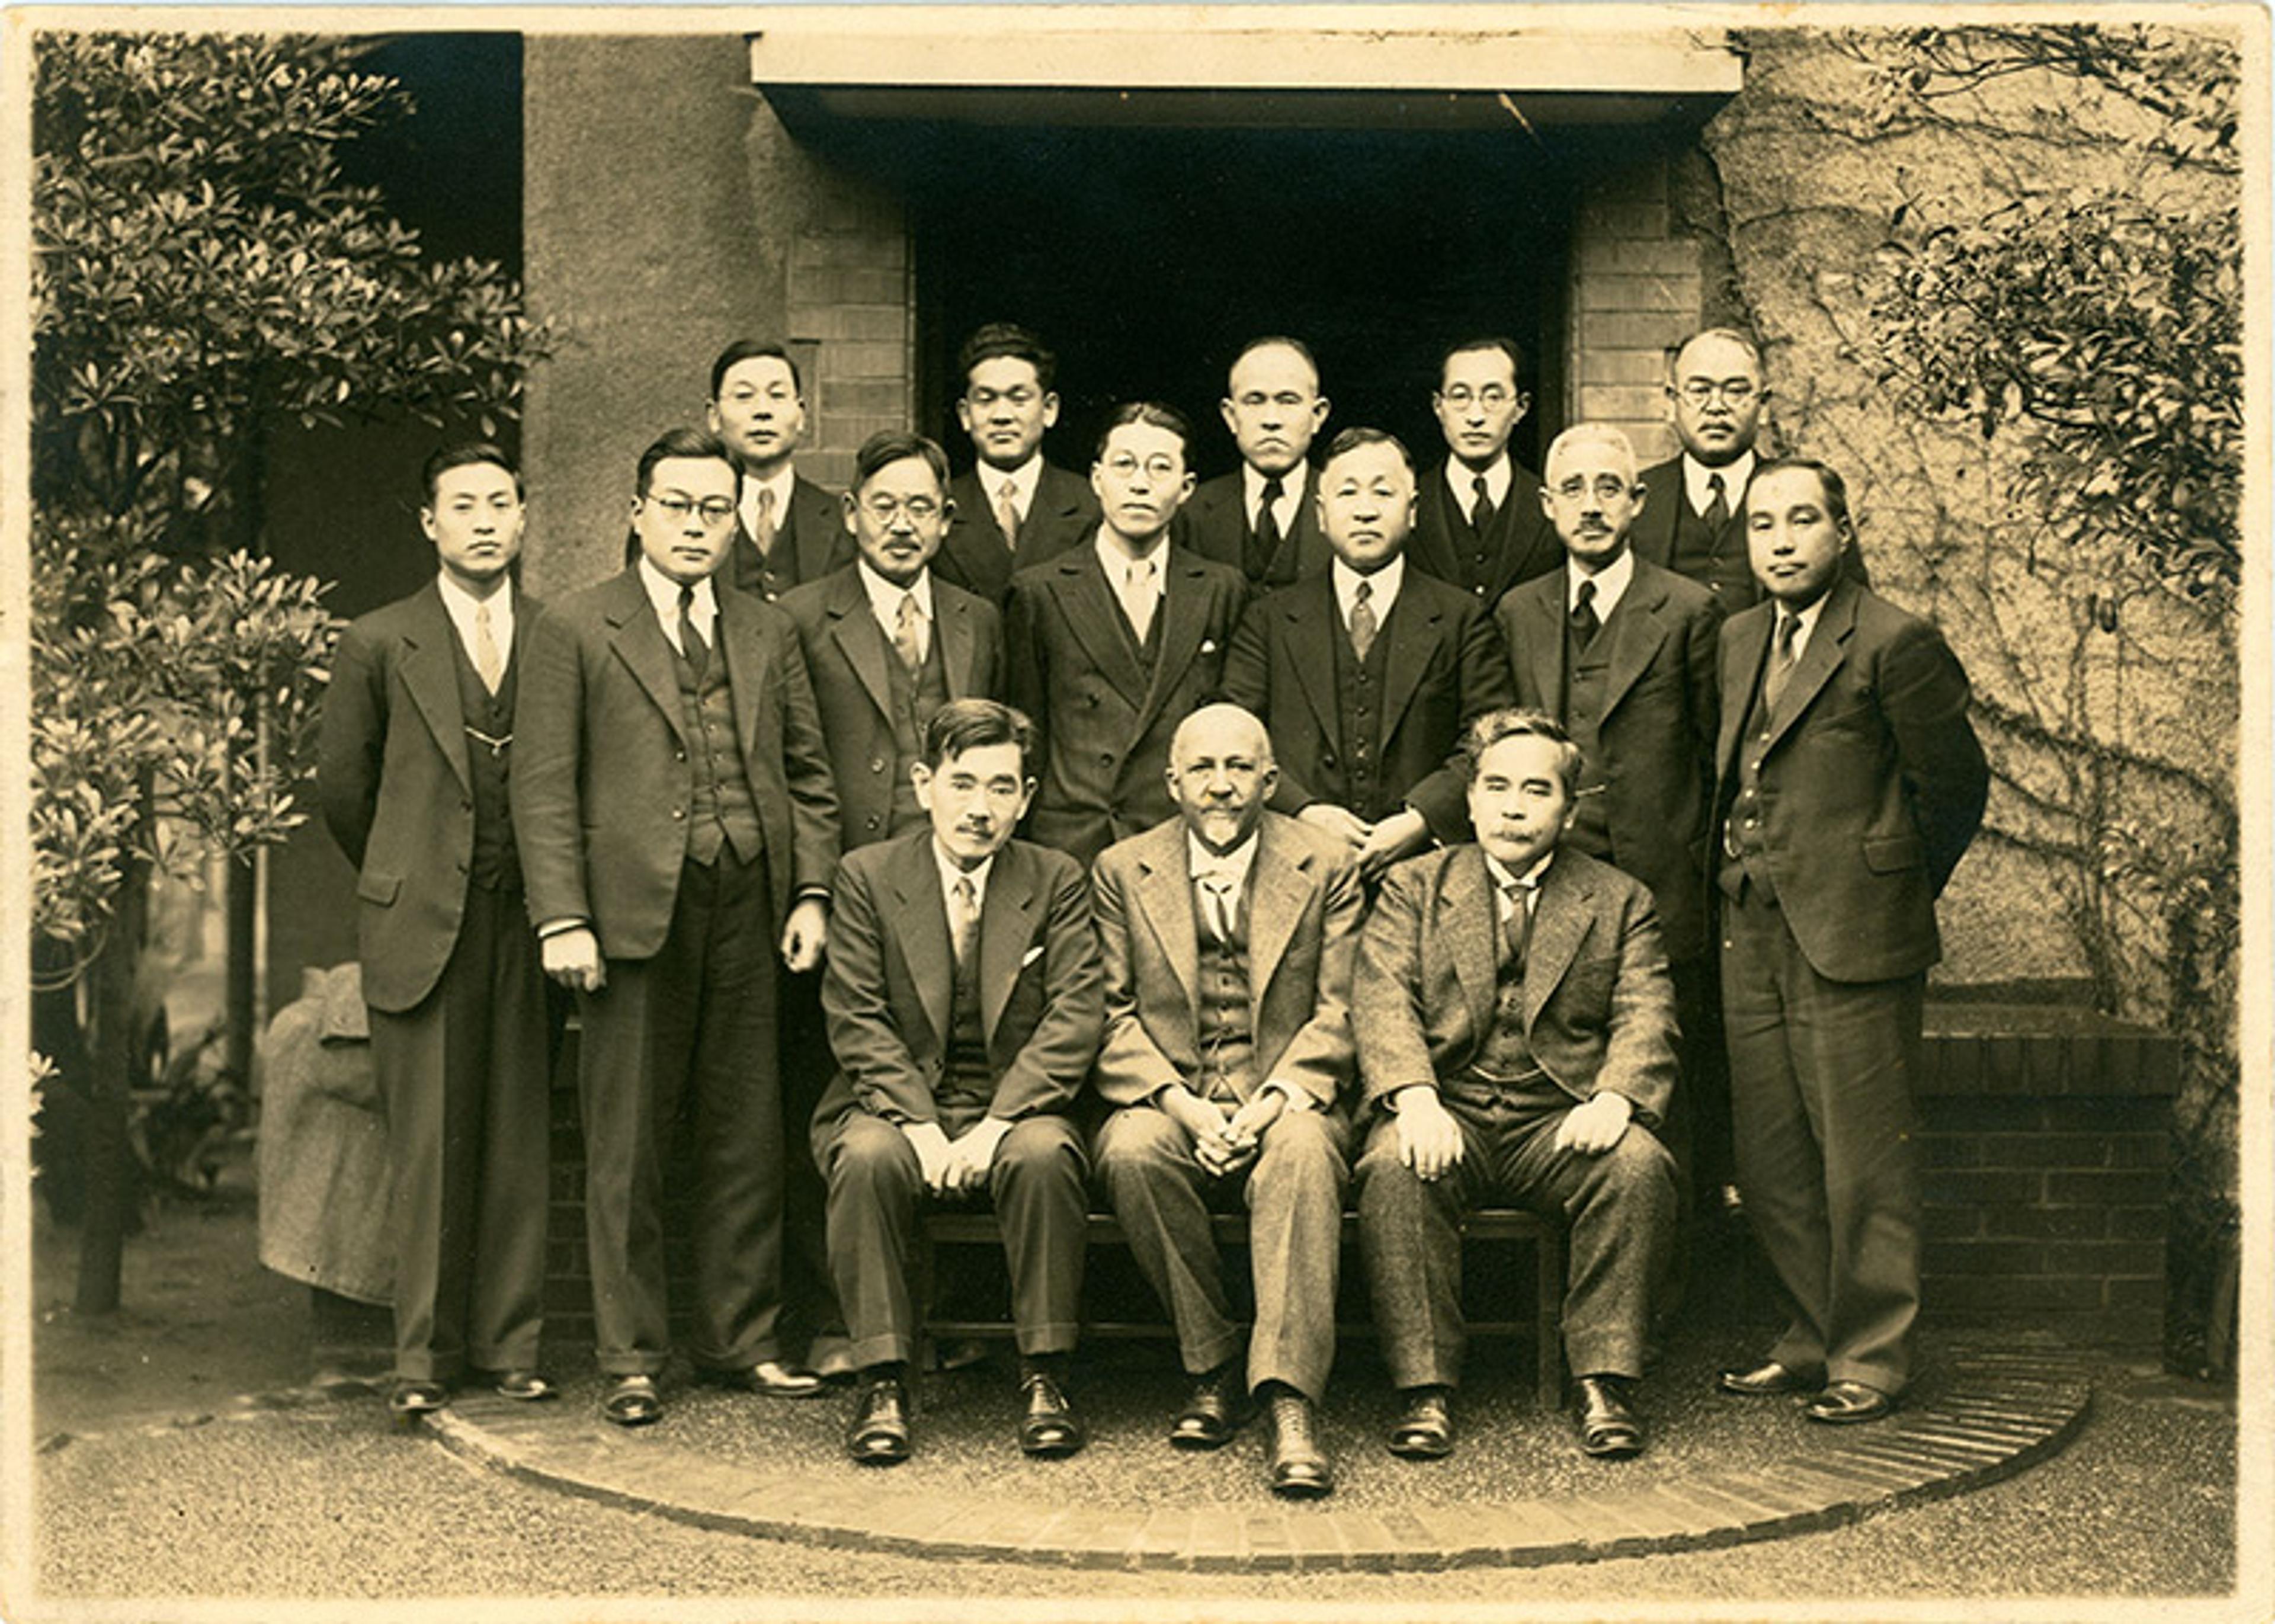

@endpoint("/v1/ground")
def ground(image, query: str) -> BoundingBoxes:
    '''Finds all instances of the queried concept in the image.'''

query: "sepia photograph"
[3,4,2267,1618]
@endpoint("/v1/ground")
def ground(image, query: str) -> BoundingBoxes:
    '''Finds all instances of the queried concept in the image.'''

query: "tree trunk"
[225,853,258,1090]
[75,859,150,1315]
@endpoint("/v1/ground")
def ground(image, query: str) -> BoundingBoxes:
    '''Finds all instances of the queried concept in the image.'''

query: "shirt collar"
[636,553,716,634]
[742,463,797,527]
[1566,546,1636,619]
[1446,453,1512,512]
[1777,590,1831,652]
[978,452,1043,514]
[933,841,995,911]
[1484,847,1555,895]
[1097,530,1171,579]
[1242,460,1306,517]
[1187,828,1260,889]
[1683,450,1755,517]
[857,559,933,626]
[1332,554,1405,626]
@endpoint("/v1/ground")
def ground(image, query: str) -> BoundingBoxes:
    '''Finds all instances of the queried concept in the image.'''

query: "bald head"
[1166,703,1277,854]
[1172,703,1274,772]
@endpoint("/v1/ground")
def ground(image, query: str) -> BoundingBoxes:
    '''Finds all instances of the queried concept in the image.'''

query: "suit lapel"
[1521,574,1565,713]
[1716,603,1774,778]
[1133,824,1200,1013]
[937,582,982,697]
[824,570,896,720]
[1631,464,1678,569]
[604,571,693,749]
[791,477,843,584]
[1412,471,1460,579]
[1286,576,1344,747]
[1129,552,1210,742]
[1376,581,1440,742]
[1523,854,1596,1032]
[1443,847,1498,1044]
[1596,567,1669,719]
[1054,545,1148,697]
[1245,819,1310,1022]
[890,838,954,1050]
[979,843,1043,1045]
[402,584,472,793]
[1760,580,1858,753]
[715,581,772,763]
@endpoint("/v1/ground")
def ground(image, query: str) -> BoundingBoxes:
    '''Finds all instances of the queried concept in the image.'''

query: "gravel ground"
[31,1356,2235,1610]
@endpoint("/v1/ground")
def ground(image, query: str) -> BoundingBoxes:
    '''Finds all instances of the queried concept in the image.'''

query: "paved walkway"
[430,1347,2088,1572]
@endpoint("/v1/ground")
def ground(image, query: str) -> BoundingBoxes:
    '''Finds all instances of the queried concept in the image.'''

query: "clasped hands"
[1161,1084,1287,1177]
[900,1117,1013,1197]
[1296,803,1430,880]
[1392,1085,1633,1180]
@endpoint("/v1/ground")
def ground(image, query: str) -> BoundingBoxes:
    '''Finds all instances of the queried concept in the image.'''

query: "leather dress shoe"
[1386,1386,1454,1459]
[1805,1379,1896,1424]
[1574,1374,1645,1458]
[845,1375,912,1464]
[704,1359,825,1398]
[1264,1388,1334,1498]
[1168,1364,1252,1450]
[601,1375,662,1427]
[486,1369,558,1402]
[1718,1358,1825,1396]
[1017,1370,1086,1458]
[387,1378,448,1419]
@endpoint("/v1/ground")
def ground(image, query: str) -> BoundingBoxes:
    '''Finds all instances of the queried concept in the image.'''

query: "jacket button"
[672,808,686,821]
[1099,752,1114,767]
[865,815,880,829]
[870,758,885,773]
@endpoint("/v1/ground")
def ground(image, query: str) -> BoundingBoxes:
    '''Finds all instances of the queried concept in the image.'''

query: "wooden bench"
[919,1207,1566,1398]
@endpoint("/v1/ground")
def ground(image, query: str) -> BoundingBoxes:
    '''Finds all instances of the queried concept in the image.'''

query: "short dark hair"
[1438,336,1527,387]
[1667,327,1765,379]
[1461,707,1584,795]
[1318,425,1413,475]
[1745,456,1855,539]
[635,427,738,497]
[1228,335,1319,387]
[709,339,803,401]
[957,323,1056,394]
[421,441,521,504]
[922,697,1037,774]
[852,430,951,494]
[1094,401,1196,464]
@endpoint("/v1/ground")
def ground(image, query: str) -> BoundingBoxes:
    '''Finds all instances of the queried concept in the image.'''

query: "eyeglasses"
[1101,453,1183,481]
[1438,385,1516,409]
[646,493,737,526]
[1676,378,1759,406]
[860,495,942,522]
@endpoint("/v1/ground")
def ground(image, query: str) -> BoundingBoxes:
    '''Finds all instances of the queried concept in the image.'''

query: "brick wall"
[786,180,915,492]
[1565,153,1703,465]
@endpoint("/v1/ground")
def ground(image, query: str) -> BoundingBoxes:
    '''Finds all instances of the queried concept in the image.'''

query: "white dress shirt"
[636,554,716,656]
[858,560,934,665]
[739,463,797,546]
[436,570,514,684]
[1244,462,1308,536]
[1331,553,1405,633]
[1566,546,1636,622]
[1683,450,1755,521]
[1446,454,1513,525]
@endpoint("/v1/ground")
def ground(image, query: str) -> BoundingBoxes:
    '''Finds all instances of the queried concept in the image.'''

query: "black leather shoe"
[1169,1364,1252,1450]
[846,1375,912,1463]
[486,1369,558,1402]
[1717,1357,1824,1396]
[387,1378,448,1419]
[1017,1371,1085,1458]
[1264,1388,1334,1498]
[1574,1374,1645,1458]
[1386,1386,1454,1459]
[1804,1379,1896,1424]
[702,1359,826,1398]
[601,1375,662,1427]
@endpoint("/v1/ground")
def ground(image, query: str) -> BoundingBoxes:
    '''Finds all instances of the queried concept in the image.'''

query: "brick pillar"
[787,183,915,492]
[1564,153,1704,462]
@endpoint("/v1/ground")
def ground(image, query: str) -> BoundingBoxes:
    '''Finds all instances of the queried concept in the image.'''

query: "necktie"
[1763,610,1800,716]
[1570,576,1600,647]
[1501,877,1535,971]
[1124,556,1159,643]
[892,591,925,674]
[1254,475,1284,574]
[1470,473,1498,537]
[749,485,777,559]
[1703,471,1729,536]
[995,478,1021,553]
[1349,578,1378,662]
[677,584,709,676]
[472,600,504,693]
[1197,872,1237,945]
[950,875,978,969]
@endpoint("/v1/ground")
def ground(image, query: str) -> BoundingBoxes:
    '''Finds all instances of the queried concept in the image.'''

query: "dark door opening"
[817,117,1577,481]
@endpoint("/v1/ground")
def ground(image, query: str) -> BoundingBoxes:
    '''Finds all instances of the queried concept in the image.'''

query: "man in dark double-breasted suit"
[1498,424,1726,1211]
[319,443,554,1418]
[1176,337,1335,589]
[514,427,841,1427]
[1091,703,1363,1497]
[1408,337,1562,606]
[1353,710,1680,1462]
[1005,402,1248,870]
[813,699,1103,1465]
[936,322,1100,604]
[1225,427,1516,883]
[703,339,851,603]
[1712,458,1987,1426]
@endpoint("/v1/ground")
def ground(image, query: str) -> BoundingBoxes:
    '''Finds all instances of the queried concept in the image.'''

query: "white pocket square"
[1020,944,1046,968]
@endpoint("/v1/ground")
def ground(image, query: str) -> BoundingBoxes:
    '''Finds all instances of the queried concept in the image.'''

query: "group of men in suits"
[318,318,1986,1495]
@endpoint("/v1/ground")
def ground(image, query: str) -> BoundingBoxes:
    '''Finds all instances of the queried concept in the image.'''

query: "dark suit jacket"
[1355,845,1678,1128]
[1176,464,1332,588]
[1633,456,1870,613]
[778,565,1002,850]
[1497,558,1719,962]
[1090,812,1361,1110]
[1003,536,1248,867]
[319,581,542,1013]
[1409,459,1563,604]
[813,832,1104,1130]
[1714,576,1988,984]
[1223,567,1516,842]
[728,472,850,601]
[512,568,840,960]
[937,462,1098,603]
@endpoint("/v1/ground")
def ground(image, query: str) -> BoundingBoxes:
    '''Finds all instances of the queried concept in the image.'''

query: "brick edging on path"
[427,1354,2090,1572]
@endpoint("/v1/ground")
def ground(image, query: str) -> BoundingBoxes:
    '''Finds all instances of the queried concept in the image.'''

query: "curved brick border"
[429,1353,2089,1571]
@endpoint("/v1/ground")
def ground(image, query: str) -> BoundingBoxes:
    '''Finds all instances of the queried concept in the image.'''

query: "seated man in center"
[1354,709,1680,1460]
[1091,702,1364,1498]
[812,699,1104,1465]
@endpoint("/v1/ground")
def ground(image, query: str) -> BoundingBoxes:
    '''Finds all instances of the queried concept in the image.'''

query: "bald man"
[1090,703,1363,1497]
